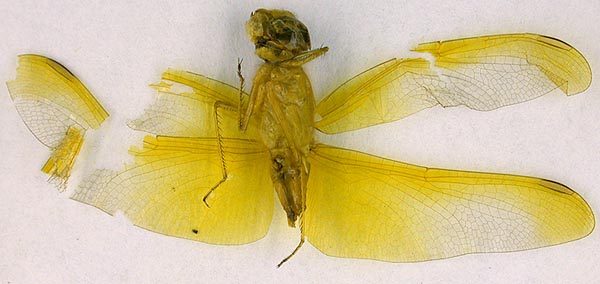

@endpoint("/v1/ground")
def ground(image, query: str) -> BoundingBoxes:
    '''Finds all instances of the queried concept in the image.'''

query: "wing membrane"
[73,69,271,244]
[315,34,592,134]
[128,69,256,138]
[315,58,439,134]
[7,54,108,145]
[6,54,109,189]
[72,136,273,245]
[304,144,594,262]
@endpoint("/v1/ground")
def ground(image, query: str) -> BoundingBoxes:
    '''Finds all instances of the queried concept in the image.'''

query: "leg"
[237,58,246,129]
[202,101,237,207]
[203,59,249,206]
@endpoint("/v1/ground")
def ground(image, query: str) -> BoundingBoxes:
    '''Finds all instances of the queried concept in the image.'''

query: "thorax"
[252,63,315,153]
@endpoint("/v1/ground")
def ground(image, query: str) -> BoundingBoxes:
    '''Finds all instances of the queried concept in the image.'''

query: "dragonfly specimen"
[8,9,594,266]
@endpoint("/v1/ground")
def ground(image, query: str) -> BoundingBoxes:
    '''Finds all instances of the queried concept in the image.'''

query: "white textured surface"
[1,1,599,283]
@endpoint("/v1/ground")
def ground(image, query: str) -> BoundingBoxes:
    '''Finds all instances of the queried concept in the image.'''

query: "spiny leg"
[202,101,237,207]
[203,59,247,207]
[237,58,246,129]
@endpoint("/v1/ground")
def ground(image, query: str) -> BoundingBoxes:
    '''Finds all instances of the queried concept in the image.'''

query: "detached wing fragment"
[6,54,109,190]
[73,70,273,245]
[315,33,592,133]
[305,144,594,262]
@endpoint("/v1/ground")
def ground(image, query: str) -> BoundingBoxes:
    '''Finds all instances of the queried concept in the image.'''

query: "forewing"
[315,58,438,134]
[128,69,258,139]
[315,34,591,134]
[304,144,594,262]
[6,54,109,189]
[6,54,108,147]
[72,136,274,245]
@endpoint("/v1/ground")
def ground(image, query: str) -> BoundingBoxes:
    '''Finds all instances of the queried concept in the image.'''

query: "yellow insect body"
[249,63,314,227]
[241,9,329,228]
[20,9,589,264]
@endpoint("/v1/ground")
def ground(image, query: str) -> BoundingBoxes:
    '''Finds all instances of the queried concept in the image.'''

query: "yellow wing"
[304,144,594,262]
[72,70,273,244]
[315,34,592,134]
[72,136,273,245]
[6,54,109,189]
[128,68,257,139]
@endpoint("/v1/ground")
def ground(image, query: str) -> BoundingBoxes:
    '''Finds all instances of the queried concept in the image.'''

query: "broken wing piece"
[6,54,109,190]
[315,34,591,134]
[72,136,274,245]
[73,69,272,244]
[128,69,259,139]
[304,144,594,262]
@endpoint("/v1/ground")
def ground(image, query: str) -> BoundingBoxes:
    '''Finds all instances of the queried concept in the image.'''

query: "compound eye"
[271,19,293,41]
[269,16,310,52]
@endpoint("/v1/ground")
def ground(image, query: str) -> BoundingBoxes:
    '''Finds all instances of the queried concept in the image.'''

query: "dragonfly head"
[246,9,311,63]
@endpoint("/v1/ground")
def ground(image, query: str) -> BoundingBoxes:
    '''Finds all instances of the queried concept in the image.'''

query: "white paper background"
[1,1,599,283]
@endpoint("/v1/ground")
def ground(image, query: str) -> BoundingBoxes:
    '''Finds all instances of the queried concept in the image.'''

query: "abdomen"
[254,63,315,226]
